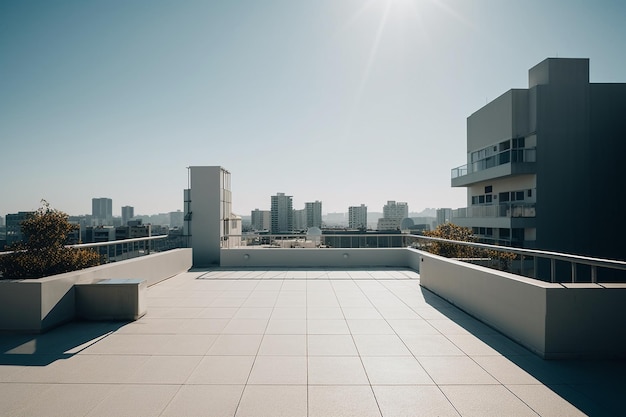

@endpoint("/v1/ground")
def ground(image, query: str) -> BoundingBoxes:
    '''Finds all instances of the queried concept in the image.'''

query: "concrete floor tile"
[440,385,539,417]
[506,384,593,417]
[347,319,395,335]
[307,319,350,334]
[401,334,465,356]
[387,318,441,335]
[222,318,269,334]
[265,319,307,334]
[157,334,218,355]
[353,334,412,356]
[309,385,382,417]
[258,334,307,355]
[418,356,499,385]
[207,334,263,355]
[86,384,179,417]
[362,356,434,385]
[14,383,115,417]
[187,355,255,384]
[308,334,358,356]
[373,385,461,417]
[308,356,369,385]
[248,356,307,384]
[236,385,307,417]
[472,355,542,385]
[126,355,202,384]
[161,385,245,417]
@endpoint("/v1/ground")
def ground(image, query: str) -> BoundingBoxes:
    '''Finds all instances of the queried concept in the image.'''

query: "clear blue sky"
[1,0,625,217]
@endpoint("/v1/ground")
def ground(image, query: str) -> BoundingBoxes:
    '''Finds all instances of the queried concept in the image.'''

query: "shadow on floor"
[420,286,626,417]
[0,321,126,366]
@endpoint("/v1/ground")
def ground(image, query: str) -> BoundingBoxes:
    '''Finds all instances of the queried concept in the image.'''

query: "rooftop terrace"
[1,267,624,416]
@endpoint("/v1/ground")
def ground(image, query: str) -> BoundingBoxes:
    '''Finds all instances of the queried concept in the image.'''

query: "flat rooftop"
[1,268,624,416]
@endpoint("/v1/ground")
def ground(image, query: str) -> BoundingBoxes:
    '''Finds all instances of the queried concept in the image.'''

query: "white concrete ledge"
[220,248,421,269]
[418,250,626,359]
[0,249,192,333]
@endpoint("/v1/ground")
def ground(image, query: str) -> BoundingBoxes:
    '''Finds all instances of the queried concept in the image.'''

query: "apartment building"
[451,58,626,260]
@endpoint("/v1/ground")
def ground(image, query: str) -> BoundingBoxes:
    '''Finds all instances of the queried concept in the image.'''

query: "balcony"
[453,203,536,219]
[451,148,536,187]
[1,239,625,416]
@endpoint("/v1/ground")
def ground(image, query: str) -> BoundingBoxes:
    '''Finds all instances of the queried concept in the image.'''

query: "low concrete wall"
[418,250,626,359]
[220,248,411,268]
[0,249,192,333]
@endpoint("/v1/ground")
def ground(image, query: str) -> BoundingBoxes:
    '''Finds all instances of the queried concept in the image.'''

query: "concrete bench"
[75,279,147,321]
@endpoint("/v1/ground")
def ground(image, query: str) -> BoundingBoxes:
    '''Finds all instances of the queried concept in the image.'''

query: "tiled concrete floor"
[1,268,625,416]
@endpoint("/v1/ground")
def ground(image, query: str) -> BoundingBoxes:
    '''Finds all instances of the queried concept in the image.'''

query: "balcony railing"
[451,148,536,179]
[452,203,536,219]
[221,233,411,249]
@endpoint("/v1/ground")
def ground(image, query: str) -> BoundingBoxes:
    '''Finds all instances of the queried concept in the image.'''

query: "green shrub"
[0,201,101,279]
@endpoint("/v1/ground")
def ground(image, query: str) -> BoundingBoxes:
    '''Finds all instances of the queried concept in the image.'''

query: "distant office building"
[5,211,35,247]
[0,215,4,227]
[435,208,452,227]
[305,201,322,228]
[92,198,113,226]
[251,209,271,231]
[271,193,293,234]
[85,226,115,243]
[121,206,134,226]
[293,208,307,231]
[169,210,184,229]
[348,204,368,229]
[450,57,626,261]
[377,201,408,231]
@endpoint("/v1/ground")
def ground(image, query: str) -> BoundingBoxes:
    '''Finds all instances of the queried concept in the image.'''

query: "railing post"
[591,266,597,283]
[520,254,524,276]
[571,262,576,283]
[550,259,556,283]
[533,256,538,279]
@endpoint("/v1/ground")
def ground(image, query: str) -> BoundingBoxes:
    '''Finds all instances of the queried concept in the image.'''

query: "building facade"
[251,209,271,231]
[92,198,113,226]
[270,193,293,234]
[121,206,134,226]
[435,208,452,227]
[305,201,322,228]
[348,204,368,229]
[5,211,34,247]
[450,58,626,260]
[377,201,408,231]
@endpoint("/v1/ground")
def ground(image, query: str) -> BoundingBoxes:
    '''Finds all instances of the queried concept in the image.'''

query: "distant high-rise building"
[436,208,452,227]
[169,210,184,229]
[271,193,293,233]
[251,209,271,231]
[5,211,35,247]
[378,201,408,231]
[348,204,368,229]
[293,208,307,231]
[92,198,113,226]
[305,201,322,228]
[121,206,134,226]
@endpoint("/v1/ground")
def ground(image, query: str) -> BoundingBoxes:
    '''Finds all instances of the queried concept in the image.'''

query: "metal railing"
[222,232,626,283]
[221,233,411,249]
[409,234,626,284]
[451,148,536,179]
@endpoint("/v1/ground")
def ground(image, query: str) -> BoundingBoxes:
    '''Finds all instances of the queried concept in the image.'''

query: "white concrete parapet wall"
[0,249,192,333]
[418,250,626,359]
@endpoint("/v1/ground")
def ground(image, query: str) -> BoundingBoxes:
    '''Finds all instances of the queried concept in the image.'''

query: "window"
[499,192,510,202]
[478,195,485,204]
[516,191,524,201]
[486,195,493,203]
[527,189,533,197]
[485,186,493,193]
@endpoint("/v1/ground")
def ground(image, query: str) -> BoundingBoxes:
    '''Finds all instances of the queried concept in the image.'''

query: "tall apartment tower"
[450,58,626,261]
[251,209,271,231]
[121,206,134,226]
[305,201,322,228]
[377,201,409,230]
[436,208,452,227]
[92,198,113,226]
[270,193,293,234]
[348,204,368,229]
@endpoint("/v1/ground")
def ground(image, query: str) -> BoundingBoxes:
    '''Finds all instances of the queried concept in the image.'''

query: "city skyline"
[2,1,625,217]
